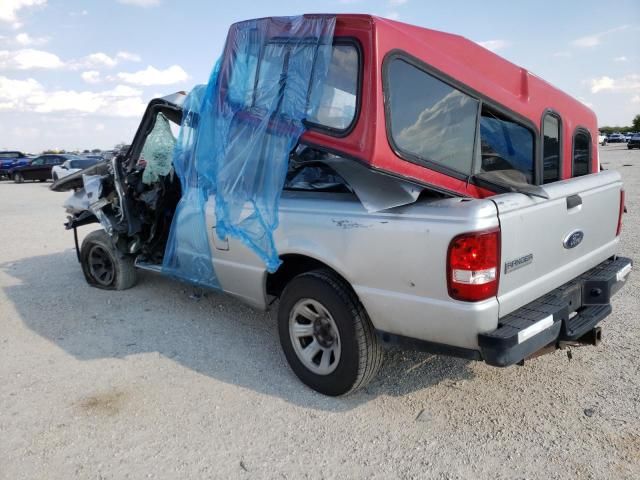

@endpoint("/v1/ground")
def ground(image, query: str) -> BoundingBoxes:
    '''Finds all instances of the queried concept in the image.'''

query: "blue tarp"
[162,15,336,287]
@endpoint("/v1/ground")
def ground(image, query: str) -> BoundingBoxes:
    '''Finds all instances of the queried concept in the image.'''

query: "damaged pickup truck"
[52,14,632,396]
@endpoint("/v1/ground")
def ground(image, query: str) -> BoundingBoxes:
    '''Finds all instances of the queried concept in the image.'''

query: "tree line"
[600,114,640,134]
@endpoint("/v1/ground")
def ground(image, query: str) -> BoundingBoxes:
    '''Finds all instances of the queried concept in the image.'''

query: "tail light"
[616,189,625,236]
[447,229,500,302]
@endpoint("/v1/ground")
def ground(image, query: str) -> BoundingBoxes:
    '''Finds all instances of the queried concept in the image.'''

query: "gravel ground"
[1,144,638,480]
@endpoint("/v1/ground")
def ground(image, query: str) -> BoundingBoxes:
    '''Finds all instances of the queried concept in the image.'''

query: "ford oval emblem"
[563,230,584,249]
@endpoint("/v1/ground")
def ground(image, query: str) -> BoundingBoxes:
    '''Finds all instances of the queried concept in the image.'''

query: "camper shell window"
[227,38,361,135]
[479,107,535,184]
[384,53,536,184]
[385,57,479,177]
[572,128,591,177]
[542,112,562,183]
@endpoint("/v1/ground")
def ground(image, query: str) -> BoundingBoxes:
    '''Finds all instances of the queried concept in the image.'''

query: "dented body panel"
[206,191,500,349]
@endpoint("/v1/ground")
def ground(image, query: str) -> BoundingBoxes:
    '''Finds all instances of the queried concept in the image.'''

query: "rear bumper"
[479,256,632,367]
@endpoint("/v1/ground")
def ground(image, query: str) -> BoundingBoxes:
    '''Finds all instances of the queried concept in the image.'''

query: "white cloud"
[590,74,640,94]
[632,95,640,104]
[0,0,47,23]
[117,0,160,6]
[72,51,141,70]
[571,25,629,48]
[109,96,147,117]
[0,75,147,117]
[116,51,141,62]
[389,0,408,5]
[553,51,571,58]
[82,52,118,68]
[0,48,63,69]
[590,76,615,93]
[81,70,101,84]
[385,11,400,20]
[0,76,42,109]
[0,48,145,72]
[476,39,509,52]
[117,64,188,86]
[15,32,48,46]
[613,56,627,62]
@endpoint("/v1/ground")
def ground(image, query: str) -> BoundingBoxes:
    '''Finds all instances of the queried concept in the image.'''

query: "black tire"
[13,172,23,183]
[52,173,58,181]
[278,269,383,396]
[38,178,47,182]
[80,230,136,290]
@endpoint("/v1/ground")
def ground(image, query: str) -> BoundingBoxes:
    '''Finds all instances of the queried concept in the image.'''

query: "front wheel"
[80,230,136,290]
[278,269,383,396]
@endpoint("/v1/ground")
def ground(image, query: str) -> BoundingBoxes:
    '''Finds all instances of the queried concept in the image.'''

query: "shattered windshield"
[139,113,178,185]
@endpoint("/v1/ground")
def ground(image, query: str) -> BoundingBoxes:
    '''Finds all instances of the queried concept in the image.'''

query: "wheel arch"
[266,253,358,301]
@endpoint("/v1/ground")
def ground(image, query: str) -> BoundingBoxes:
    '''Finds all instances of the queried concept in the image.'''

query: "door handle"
[566,194,582,209]
[212,227,229,251]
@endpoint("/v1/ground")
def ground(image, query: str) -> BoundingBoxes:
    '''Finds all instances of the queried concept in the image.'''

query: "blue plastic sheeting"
[162,84,221,288]
[162,15,336,286]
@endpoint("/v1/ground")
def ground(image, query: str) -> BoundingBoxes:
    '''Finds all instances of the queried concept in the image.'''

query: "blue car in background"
[0,151,30,179]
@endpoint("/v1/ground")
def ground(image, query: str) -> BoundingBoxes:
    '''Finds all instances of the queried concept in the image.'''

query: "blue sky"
[1,0,638,152]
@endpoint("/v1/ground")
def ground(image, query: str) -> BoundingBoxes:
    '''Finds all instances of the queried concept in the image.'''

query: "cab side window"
[573,130,591,177]
[542,113,561,183]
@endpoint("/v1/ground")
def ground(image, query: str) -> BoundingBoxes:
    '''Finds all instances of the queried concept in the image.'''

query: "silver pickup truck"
[52,15,632,396]
[52,96,632,396]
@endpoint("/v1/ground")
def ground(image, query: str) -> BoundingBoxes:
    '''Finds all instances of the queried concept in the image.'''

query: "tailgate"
[493,170,623,316]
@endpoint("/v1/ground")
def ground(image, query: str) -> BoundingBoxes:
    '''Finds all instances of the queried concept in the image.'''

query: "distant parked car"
[607,133,626,143]
[628,134,640,149]
[51,157,102,181]
[101,150,116,161]
[0,151,30,179]
[9,154,75,183]
[598,133,608,146]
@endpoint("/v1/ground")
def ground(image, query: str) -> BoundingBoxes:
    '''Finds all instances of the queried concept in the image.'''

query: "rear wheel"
[278,269,383,396]
[13,172,23,183]
[80,230,136,290]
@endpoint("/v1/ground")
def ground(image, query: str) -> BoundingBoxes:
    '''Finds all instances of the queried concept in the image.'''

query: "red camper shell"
[292,14,599,198]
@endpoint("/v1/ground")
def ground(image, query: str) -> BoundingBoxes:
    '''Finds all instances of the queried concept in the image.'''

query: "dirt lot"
[1,145,638,480]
